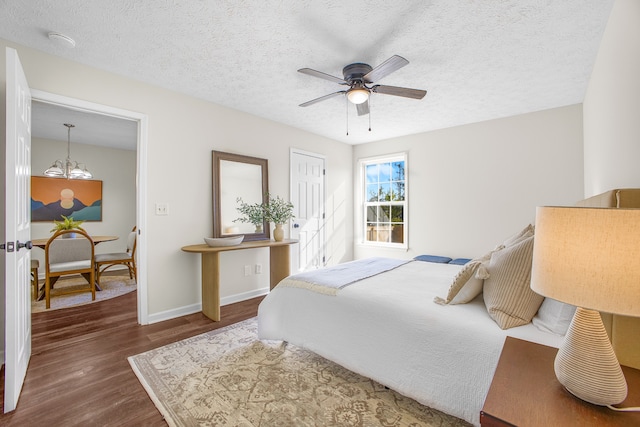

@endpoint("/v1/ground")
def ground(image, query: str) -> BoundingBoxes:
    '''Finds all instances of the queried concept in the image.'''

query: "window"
[362,154,407,247]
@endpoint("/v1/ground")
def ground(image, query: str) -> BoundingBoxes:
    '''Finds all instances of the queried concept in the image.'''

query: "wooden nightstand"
[481,336,640,427]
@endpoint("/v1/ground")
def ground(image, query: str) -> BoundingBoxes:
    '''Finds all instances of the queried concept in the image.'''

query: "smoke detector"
[48,32,76,48]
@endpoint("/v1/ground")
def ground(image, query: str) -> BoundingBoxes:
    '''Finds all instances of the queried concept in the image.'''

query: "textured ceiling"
[2,1,614,147]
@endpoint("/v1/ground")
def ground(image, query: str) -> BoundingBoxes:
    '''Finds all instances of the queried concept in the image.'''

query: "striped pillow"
[483,235,543,329]
[501,224,534,248]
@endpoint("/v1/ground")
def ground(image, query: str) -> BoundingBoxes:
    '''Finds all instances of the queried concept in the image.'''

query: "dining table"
[32,235,119,249]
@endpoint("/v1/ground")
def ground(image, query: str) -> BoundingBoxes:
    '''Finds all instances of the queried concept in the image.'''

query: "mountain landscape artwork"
[31,176,102,222]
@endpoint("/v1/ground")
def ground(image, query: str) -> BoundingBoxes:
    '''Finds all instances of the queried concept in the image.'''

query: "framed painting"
[31,176,103,222]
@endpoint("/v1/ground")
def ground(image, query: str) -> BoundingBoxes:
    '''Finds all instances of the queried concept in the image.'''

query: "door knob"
[16,240,32,251]
[293,224,300,228]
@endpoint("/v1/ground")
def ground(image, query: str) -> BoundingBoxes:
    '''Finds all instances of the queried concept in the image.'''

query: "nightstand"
[481,336,640,427]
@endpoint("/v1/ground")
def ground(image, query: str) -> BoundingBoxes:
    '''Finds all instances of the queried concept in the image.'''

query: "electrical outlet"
[244,265,251,276]
[255,264,262,274]
[155,203,169,215]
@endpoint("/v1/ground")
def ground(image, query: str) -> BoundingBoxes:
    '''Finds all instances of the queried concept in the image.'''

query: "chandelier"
[44,123,93,179]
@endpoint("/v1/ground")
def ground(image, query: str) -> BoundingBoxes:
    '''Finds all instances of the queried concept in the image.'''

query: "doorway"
[30,90,148,324]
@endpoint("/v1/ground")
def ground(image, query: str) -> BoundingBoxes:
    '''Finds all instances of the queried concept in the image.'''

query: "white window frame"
[359,152,408,249]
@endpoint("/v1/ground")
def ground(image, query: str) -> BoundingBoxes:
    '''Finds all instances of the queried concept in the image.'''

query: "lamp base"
[554,307,628,405]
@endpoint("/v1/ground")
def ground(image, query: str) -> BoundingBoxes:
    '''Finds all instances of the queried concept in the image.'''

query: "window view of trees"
[364,158,406,244]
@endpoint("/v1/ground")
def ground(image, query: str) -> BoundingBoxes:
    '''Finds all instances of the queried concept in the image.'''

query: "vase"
[273,223,284,242]
[254,224,263,233]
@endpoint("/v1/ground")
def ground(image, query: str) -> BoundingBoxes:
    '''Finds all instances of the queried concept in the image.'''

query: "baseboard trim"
[147,303,202,324]
[146,288,269,324]
[221,287,269,307]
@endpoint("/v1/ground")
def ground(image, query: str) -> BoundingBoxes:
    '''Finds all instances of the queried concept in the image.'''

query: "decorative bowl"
[204,235,244,247]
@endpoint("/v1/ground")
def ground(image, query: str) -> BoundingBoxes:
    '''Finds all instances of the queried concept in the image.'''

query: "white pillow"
[434,251,493,305]
[434,260,483,304]
[532,298,576,335]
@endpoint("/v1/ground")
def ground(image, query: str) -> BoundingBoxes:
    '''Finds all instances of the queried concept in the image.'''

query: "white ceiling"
[2,1,614,148]
[31,101,138,151]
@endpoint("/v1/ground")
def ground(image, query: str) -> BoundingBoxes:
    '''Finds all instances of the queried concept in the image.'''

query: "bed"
[257,189,640,426]
[258,255,564,425]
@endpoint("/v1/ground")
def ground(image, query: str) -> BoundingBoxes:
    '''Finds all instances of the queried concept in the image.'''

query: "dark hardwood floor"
[0,290,263,426]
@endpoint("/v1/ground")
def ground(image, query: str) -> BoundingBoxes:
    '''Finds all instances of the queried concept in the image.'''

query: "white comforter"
[257,260,563,426]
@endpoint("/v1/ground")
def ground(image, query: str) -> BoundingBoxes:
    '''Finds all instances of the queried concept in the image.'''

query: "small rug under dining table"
[31,274,136,313]
[128,318,471,427]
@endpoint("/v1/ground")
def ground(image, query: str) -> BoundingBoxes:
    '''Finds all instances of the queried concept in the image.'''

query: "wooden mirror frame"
[212,151,269,241]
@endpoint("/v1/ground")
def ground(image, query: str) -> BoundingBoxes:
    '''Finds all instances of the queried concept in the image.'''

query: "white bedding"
[257,260,564,426]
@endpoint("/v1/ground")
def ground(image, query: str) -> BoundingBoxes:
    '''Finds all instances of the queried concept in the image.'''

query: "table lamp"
[531,206,640,406]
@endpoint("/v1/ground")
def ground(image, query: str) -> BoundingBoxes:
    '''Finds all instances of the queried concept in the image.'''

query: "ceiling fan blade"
[363,55,409,83]
[372,85,427,100]
[299,91,346,107]
[298,68,347,85]
[356,100,370,116]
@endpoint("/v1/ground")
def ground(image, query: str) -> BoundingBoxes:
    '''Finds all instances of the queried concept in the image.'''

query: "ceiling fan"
[298,55,427,116]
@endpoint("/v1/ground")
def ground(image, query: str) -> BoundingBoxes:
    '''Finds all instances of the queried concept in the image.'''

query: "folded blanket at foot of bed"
[278,257,410,295]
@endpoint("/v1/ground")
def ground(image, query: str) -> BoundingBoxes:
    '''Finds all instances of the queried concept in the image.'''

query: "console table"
[181,239,297,321]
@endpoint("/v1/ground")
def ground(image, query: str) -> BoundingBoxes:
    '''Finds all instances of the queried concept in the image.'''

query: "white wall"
[0,39,353,325]
[583,0,640,195]
[30,137,137,273]
[353,105,585,260]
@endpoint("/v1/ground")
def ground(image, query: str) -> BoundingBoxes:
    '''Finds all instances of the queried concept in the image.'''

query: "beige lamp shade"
[531,206,640,317]
[531,206,640,406]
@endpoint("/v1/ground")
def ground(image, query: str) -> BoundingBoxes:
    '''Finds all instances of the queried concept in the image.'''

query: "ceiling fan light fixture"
[347,87,369,105]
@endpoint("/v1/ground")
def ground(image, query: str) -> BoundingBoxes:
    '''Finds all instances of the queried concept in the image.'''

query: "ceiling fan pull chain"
[346,96,349,136]
[369,98,372,132]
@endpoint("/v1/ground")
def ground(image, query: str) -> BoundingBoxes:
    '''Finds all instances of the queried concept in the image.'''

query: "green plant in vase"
[234,197,265,232]
[50,215,85,237]
[264,193,295,242]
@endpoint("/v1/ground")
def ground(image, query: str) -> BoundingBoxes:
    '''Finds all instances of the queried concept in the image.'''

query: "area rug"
[128,318,471,427]
[31,274,136,313]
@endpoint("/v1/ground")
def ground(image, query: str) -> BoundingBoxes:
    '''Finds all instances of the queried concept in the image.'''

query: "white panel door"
[4,47,32,413]
[290,150,324,272]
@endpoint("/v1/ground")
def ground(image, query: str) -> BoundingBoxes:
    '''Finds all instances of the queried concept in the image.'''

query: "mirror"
[212,151,269,241]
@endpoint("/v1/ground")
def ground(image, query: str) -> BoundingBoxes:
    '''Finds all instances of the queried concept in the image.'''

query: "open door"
[4,47,33,412]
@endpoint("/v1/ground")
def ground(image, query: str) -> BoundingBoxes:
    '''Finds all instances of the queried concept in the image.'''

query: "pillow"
[483,236,544,329]
[532,298,576,335]
[434,251,493,305]
[414,255,453,264]
[449,258,472,265]
[434,261,483,305]
[501,224,534,248]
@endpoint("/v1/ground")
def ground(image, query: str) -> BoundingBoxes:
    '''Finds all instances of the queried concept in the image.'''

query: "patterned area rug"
[31,274,136,313]
[128,318,471,427]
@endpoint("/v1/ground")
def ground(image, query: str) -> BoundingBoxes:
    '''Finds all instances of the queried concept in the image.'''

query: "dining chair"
[30,259,39,300]
[44,228,96,309]
[94,226,137,286]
